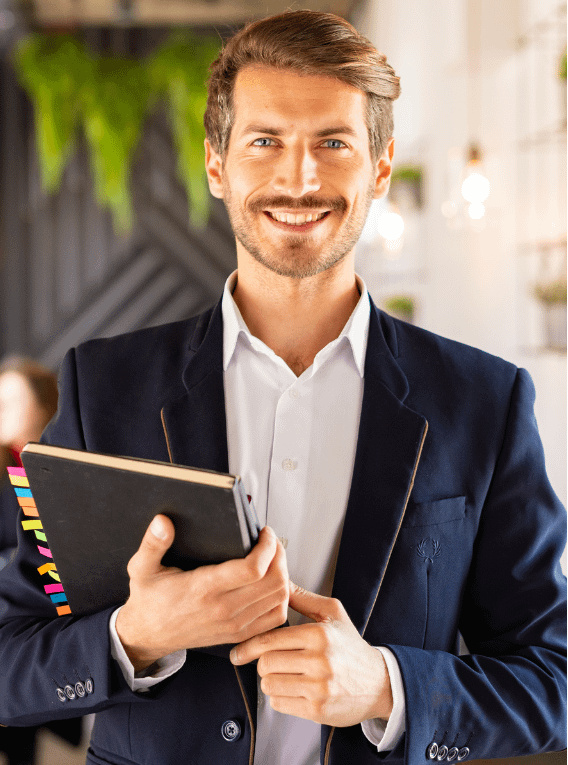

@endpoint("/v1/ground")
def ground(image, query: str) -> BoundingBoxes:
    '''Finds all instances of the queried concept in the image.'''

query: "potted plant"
[384,295,416,324]
[533,278,567,351]
[390,165,424,210]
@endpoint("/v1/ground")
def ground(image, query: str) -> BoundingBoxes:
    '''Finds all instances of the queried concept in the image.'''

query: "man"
[0,10,565,765]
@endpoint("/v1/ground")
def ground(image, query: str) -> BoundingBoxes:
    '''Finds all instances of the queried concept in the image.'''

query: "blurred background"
[0,0,565,762]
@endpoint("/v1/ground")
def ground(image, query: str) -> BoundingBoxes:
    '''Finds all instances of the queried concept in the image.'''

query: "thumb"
[128,514,175,579]
[288,581,346,623]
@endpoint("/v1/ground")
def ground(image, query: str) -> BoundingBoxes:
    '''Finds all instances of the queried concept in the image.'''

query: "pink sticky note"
[44,583,64,594]
[7,467,26,477]
[37,546,52,558]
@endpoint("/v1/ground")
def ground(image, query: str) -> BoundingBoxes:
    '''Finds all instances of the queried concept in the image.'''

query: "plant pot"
[544,304,567,351]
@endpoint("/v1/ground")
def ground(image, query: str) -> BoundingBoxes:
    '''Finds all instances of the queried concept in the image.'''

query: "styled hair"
[204,10,401,163]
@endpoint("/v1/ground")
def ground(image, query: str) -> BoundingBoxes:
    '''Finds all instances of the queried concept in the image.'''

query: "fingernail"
[230,648,239,664]
[150,517,167,540]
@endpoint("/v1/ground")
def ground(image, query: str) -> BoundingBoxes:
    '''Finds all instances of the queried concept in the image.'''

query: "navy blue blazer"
[0,296,565,765]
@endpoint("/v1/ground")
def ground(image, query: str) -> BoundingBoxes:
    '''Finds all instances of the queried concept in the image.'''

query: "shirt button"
[289,389,299,399]
[281,459,296,471]
[221,719,242,741]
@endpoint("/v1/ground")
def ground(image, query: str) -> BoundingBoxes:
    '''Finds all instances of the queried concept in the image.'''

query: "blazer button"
[427,742,439,759]
[84,678,94,694]
[457,747,470,761]
[437,745,448,760]
[446,747,459,761]
[221,720,241,742]
[63,684,76,700]
[56,688,66,703]
[75,682,86,698]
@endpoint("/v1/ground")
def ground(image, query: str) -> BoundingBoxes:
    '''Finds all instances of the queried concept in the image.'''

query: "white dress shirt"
[109,271,406,763]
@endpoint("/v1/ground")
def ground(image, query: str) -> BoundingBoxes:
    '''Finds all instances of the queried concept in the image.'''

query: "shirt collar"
[222,269,370,377]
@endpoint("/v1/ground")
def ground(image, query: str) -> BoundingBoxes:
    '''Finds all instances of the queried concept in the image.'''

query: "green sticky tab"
[34,530,47,542]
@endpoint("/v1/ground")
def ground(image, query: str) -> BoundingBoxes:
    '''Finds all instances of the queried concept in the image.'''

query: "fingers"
[215,526,280,589]
[127,514,175,580]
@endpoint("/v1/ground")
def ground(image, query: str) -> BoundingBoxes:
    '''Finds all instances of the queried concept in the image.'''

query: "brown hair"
[204,10,401,163]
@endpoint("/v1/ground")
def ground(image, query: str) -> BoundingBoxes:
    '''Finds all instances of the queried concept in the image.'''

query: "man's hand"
[230,582,393,727]
[116,516,289,673]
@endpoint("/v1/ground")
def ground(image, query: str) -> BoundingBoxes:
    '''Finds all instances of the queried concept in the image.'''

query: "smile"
[264,211,331,229]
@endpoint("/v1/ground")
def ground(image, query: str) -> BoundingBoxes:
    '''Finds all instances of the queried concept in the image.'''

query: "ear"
[205,139,224,199]
[373,137,395,200]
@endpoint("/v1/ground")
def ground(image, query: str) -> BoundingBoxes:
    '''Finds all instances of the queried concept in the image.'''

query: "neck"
[232,255,360,376]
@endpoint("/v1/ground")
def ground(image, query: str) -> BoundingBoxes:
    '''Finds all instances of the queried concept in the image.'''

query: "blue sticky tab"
[49,593,68,603]
[14,488,33,498]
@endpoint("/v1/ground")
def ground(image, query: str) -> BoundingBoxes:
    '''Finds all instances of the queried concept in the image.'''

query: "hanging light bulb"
[461,144,490,219]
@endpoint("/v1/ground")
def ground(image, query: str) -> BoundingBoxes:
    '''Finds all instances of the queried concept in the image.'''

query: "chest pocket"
[402,495,466,527]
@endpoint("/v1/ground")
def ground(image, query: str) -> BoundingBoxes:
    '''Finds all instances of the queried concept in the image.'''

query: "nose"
[270,145,321,198]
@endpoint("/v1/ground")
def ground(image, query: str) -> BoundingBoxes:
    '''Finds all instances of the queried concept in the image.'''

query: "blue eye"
[253,138,275,146]
[324,139,346,149]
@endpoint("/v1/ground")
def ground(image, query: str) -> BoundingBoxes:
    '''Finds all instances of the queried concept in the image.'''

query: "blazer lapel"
[160,298,229,475]
[331,304,428,637]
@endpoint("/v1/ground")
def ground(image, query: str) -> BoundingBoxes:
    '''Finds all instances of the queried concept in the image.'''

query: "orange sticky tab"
[37,562,56,575]
[9,475,29,487]
[17,497,36,507]
[22,506,39,517]
[56,605,71,616]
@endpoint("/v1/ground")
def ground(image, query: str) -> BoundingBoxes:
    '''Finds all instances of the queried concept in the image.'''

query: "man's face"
[205,65,393,279]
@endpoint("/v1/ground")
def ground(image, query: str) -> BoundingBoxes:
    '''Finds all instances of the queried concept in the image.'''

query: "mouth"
[263,210,331,231]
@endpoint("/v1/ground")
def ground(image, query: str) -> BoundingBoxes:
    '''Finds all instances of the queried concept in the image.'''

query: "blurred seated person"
[0,356,82,765]
[0,356,59,566]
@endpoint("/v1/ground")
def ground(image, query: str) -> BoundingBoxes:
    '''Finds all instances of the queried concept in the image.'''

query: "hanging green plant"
[148,32,220,229]
[12,31,219,233]
[13,35,92,192]
[80,54,151,232]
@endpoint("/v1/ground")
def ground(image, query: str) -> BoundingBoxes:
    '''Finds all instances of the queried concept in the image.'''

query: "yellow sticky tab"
[37,562,56,575]
[48,571,61,582]
[21,519,42,531]
[9,475,29,487]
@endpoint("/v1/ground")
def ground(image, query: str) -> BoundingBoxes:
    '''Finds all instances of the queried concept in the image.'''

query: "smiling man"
[0,10,566,765]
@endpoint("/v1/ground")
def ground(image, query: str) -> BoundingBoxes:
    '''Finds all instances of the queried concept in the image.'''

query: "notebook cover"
[19,447,257,619]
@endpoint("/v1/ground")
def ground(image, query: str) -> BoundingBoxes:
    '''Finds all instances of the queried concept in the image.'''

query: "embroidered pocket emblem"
[417,538,441,563]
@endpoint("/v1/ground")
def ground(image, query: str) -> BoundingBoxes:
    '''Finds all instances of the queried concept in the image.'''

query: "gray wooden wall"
[0,27,237,370]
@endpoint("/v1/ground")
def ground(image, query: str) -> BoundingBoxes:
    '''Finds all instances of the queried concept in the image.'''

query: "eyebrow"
[241,124,359,139]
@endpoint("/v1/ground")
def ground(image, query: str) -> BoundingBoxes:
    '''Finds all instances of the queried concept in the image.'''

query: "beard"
[222,177,376,279]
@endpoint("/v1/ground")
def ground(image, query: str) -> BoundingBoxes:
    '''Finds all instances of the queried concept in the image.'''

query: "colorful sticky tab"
[44,583,64,594]
[6,467,26,477]
[37,562,56,575]
[48,571,61,582]
[8,475,29,487]
[37,546,52,558]
[17,497,36,507]
[34,531,47,542]
[14,488,32,498]
[21,519,42,531]
[49,593,67,604]
[22,507,39,517]
[56,605,71,616]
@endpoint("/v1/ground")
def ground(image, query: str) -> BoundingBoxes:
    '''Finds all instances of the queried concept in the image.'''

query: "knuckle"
[329,598,344,618]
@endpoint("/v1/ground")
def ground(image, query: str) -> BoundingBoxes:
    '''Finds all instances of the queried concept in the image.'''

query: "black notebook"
[13,443,260,622]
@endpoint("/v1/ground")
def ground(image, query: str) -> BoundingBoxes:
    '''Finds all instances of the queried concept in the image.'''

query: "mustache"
[248,196,347,213]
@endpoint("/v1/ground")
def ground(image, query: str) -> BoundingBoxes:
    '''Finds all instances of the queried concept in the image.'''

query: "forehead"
[232,65,368,135]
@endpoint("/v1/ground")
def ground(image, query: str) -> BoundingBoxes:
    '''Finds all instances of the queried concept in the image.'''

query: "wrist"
[370,647,393,721]
[115,604,163,674]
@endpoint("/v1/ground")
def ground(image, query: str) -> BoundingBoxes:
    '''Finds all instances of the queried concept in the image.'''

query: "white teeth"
[269,211,327,225]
